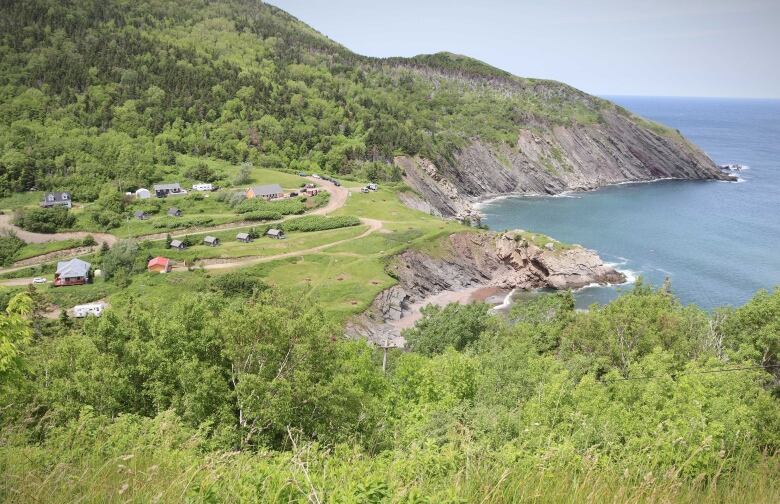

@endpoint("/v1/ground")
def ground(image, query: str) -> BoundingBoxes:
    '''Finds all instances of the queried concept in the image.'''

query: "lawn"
[14,239,85,262]
[173,154,305,190]
[0,192,43,211]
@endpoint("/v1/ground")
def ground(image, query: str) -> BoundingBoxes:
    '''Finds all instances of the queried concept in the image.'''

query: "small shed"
[367,183,378,191]
[168,207,182,217]
[236,232,252,243]
[170,239,186,250]
[147,256,172,273]
[135,188,151,199]
[267,228,285,240]
[134,210,148,220]
[204,235,220,247]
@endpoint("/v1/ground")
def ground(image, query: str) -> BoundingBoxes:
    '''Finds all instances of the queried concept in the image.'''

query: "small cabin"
[236,232,253,243]
[246,184,283,200]
[134,210,148,220]
[170,239,186,250]
[147,256,172,273]
[203,235,220,247]
[267,228,285,240]
[367,183,378,191]
[41,191,72,209]
[168,207,182,217]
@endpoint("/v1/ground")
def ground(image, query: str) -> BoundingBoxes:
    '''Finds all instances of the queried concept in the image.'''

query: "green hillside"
[0,0,606,199]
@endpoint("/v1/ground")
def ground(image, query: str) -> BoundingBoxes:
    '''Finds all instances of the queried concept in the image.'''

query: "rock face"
[347,230,625,345]
[396,108,735,217]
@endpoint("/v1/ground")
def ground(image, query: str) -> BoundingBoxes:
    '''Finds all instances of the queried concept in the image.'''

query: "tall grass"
[2,422,777,503]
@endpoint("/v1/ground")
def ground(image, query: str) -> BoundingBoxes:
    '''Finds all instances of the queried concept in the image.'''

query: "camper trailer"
[73,302,107,318]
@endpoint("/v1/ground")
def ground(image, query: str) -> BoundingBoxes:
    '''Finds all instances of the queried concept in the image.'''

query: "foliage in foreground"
[2,284,780,501]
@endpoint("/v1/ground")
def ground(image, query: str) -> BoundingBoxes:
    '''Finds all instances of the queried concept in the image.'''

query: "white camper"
[73,302,107,318]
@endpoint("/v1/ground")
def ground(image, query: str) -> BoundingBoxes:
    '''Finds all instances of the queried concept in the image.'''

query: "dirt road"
[0,214,118,246]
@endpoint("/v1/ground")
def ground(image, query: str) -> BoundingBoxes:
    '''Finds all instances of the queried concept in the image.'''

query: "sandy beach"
[390,285,509,330]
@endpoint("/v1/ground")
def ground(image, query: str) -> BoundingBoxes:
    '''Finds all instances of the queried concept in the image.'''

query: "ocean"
[479,97,780,310]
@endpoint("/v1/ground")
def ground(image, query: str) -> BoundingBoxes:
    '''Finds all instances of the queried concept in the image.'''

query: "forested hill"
[0,0,726,204]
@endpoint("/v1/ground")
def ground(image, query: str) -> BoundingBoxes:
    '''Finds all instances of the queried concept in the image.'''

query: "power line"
[605,363,780,382]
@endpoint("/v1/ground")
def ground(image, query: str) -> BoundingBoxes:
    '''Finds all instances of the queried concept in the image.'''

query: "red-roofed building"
[147,256,172,274]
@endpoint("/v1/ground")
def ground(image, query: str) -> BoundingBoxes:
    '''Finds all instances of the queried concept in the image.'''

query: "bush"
[152,217,214,230]
[0,233,25,266]
[234,197,306,216]
[184,162,218,183]
[13,207,76,233]
[210,272,268,297]
[282,215,360,232]
[81,235,97,247]
[242,210,282,221]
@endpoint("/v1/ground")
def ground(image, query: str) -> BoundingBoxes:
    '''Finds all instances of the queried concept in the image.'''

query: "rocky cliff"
[396,107,734,219]
[348,230,625,345]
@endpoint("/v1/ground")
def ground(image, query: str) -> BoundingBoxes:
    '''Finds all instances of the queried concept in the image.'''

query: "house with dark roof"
[168,207,182,217]
[41,192,72,209]
[169,239,186,250]
[154,183,183,198]
[246,184,283,200]
[54,258,91,286]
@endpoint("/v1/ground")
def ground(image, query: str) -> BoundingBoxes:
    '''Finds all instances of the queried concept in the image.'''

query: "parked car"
[298,171,307,177]
[311,174,321,179]
[289,191,298,197]
[332,180,341,186]
[32,277,47,284]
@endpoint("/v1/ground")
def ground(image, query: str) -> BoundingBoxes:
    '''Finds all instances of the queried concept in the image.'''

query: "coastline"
[470,176,733,210]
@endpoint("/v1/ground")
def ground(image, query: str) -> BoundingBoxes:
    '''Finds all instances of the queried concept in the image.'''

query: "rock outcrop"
[396,108,735,218]
[347,230,625,345]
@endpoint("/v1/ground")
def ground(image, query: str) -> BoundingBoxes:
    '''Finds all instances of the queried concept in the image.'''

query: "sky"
[269,0,780,99]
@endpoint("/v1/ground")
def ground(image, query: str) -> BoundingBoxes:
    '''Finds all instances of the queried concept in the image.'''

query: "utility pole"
[379,338,393,373]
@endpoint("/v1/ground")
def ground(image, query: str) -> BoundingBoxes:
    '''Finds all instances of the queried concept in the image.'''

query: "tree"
[404,302,493,355]
[233,161,253,185]
[0,294,32,391]
[101,240,139,280]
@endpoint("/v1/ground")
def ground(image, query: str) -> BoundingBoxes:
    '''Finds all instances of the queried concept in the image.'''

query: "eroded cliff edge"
[347,230,625,345]
[395,107,734,219]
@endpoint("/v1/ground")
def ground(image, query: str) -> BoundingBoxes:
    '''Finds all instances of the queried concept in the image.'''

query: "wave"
[491,288,517,312]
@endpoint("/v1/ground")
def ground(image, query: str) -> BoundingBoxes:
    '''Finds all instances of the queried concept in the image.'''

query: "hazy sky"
[269,0,780,98]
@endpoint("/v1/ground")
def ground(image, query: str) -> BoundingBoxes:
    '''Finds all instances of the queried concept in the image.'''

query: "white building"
[135,188,151,199]
[73,302,107,318]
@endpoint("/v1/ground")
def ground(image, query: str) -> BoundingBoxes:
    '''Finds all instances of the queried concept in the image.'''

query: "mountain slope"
[0,0,729,208]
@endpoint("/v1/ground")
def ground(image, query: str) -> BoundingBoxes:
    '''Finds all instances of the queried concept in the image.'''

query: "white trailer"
[73,302,107,318]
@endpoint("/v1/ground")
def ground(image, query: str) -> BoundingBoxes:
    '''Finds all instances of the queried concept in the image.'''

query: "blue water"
[480,97,780,310]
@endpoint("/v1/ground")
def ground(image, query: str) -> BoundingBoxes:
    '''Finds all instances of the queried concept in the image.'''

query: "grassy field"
[141,225,369,262]
[173,154,306,189]
[13,239,85,262]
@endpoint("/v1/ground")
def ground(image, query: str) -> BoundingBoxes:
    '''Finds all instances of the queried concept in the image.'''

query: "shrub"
[242,210,282,221]
[13,207,76,233]
[282,215,360,232]
[81,235,97,247]
[0,233,25,266]
[184,162,218,183]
